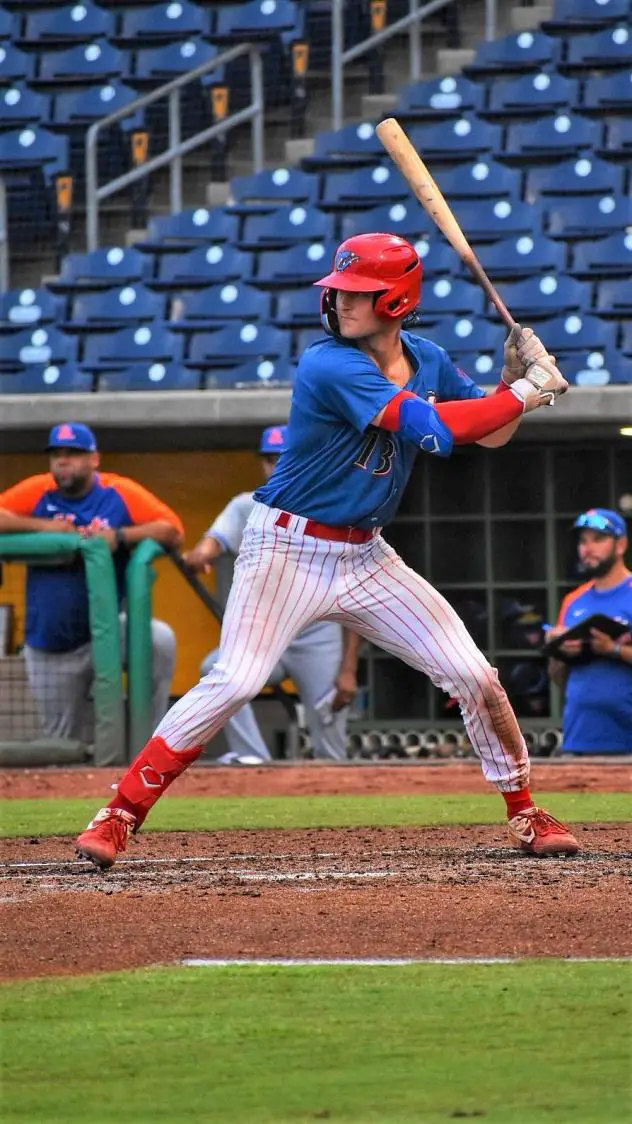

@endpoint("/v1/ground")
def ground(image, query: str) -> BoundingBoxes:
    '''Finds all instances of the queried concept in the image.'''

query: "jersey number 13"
[354,429,396,476]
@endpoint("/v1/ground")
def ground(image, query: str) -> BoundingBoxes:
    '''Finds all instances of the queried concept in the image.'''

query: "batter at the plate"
[76,232,579,868]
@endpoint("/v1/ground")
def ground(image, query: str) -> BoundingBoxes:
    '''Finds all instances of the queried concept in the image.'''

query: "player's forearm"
[614,643,632,666]
[340,628,361,674]
[122,520,183,548]
[0,510,62,534]
[547,657,568,688]
[376,389,524,449]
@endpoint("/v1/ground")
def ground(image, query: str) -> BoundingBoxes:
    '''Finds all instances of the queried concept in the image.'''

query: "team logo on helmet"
[335,250,360,272]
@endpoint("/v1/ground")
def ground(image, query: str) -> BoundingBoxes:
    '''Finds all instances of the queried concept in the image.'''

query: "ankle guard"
[117,736,201,828]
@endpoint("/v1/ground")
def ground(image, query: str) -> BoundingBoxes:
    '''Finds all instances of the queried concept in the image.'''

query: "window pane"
[494,588,547,650]
[492,520,545,582]
[497,656,550,719]
[553,445,610,512]
[428,448,486,515]
[372,658,430,720]
[430,521,486,582]
[490,446,545,513]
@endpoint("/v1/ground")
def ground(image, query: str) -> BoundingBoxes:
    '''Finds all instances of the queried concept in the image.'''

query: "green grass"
[1,791,630,838]
[2,962,630,1123]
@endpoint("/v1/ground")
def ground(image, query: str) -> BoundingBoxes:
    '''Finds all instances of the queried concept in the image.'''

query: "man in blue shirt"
[0,423,183,741]
[547,508,632,753]
[76,233,578,868]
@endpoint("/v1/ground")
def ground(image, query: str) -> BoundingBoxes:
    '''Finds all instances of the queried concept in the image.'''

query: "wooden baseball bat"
[375,117,516,330]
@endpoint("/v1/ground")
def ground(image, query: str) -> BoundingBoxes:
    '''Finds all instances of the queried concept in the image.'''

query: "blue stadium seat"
[451,198,540,241]
[340,201,430,242]
[212,0,301,38]
[556,348,632,385]
[293,325,324,353]
[419,277,485,318]
[139,207,240,252]
[467,31,561,75]
[490,275,591,319]
[604,116,632,155]
[544,0,630,31]
[320,165,408,208]
[230,167,318,210]
[205,357,295,390]
[539,313,617,353]
[412,236,460,277]
[82,324,183,370]
[395,75,485,119]
[155,244,252,287]
[504,112,602,158]
[596,278,632,316]
[21,3,114,45]
[309,122,385,167]
[486,72,579,117]
[98,362,201,391]
[116,2,207,45]
[621,321,632,356]
[255,241,337,285]
[0,7,15,38]
[473,235,566,278]
[0,127,68,179]
[571,232,632,276]
[240,205,335,249]
[169,282,271,327]
[565,25,632,68]
[525,154,625,197]
[436,349,501,385]
[0,44,35,84]
[0,85,50,131]
[36,41,130,86]
[54,247,151,292]
[582,71,632,112]
[187,322,291,368]
[0,326,77,372]
[432,158,522,199]
[408,116,501,159]
[69,285,164,329]
[0,287,65,330]
[273,287,321,327]
[546,194,632,238]
[423,316,503,356]
[0,362,92,394]
[52,83,144,132]
[134,39,218,83]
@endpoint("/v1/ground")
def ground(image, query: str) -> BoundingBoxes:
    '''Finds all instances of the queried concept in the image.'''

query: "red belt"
[274,510,373,544]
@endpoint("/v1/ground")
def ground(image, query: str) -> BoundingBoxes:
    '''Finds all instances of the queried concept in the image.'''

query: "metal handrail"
[331,0,498,131]
[0,178,8,292]
[85,42,264,251]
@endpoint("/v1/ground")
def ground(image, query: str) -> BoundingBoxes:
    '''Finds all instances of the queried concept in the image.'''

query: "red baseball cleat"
[508,807,580,857]
[76,808,136,870]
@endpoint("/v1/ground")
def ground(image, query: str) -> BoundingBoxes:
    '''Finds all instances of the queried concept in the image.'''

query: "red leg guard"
[110,736,202,830]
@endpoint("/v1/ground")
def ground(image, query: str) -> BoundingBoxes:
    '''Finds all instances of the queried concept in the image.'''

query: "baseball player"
[184,424,359,763]
[547,508,632,753]
[76,233,579,868]
[0,423,183,739]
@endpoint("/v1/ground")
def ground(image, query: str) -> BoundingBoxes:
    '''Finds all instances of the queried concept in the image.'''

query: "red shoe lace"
[108,815,129,854]
[532,809,568,836]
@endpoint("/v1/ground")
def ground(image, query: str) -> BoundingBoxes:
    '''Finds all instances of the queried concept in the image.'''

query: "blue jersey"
[558,575,632,753]
[255,331,485,528]
[0,472,182,653]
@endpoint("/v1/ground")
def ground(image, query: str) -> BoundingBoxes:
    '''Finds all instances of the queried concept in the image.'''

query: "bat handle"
[465,254,517,331]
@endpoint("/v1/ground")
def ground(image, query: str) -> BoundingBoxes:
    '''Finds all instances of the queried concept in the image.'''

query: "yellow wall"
[0,449,262,693]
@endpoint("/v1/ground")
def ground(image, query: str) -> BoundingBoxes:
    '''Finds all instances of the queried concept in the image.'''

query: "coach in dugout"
[0,423,184,741]
[547,508,632,755]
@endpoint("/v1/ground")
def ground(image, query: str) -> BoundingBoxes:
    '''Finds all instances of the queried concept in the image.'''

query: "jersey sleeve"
[557,585,591,627]
[105,475,184,536]
[437,350,487,401]
[301,342,401,433]
[0,474,53,514]
[206,493,252,554]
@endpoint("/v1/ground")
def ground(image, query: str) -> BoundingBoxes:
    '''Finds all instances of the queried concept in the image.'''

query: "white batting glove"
[509,355,569,413]
[502,325,548,386]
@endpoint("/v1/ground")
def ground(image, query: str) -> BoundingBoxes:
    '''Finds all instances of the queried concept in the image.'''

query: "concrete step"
[511,5,553,31]
[435,47,476,75]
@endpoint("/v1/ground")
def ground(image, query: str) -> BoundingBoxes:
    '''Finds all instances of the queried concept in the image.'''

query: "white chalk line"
[181,957,632,967]
[0,865,399,886]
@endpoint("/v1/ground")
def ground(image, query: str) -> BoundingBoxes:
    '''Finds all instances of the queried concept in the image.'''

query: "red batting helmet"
[314,232,422,335]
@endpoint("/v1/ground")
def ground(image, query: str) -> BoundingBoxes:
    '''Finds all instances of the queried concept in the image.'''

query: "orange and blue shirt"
[0,472,183,652]
[557,576,632,753]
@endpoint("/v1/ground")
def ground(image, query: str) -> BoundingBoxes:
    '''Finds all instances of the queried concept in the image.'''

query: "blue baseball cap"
[259,425,287,455]
[47,422,98,452]
[574,508,627,539]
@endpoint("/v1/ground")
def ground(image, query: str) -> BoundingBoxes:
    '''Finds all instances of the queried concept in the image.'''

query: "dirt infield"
[1,763,630,980]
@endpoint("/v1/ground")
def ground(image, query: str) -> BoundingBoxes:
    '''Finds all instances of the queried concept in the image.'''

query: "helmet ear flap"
[320,288,341,336]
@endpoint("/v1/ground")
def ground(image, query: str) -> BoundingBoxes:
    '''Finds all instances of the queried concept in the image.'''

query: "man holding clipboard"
[546,509,632,754]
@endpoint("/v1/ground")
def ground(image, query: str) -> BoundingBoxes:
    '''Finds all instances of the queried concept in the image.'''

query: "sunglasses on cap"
[574,513,622,537]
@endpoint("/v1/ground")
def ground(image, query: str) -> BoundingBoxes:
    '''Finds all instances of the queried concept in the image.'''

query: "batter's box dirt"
[1,824,631,978]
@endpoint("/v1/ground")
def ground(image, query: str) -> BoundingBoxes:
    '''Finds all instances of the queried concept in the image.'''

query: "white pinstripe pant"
[156,502,529,791]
